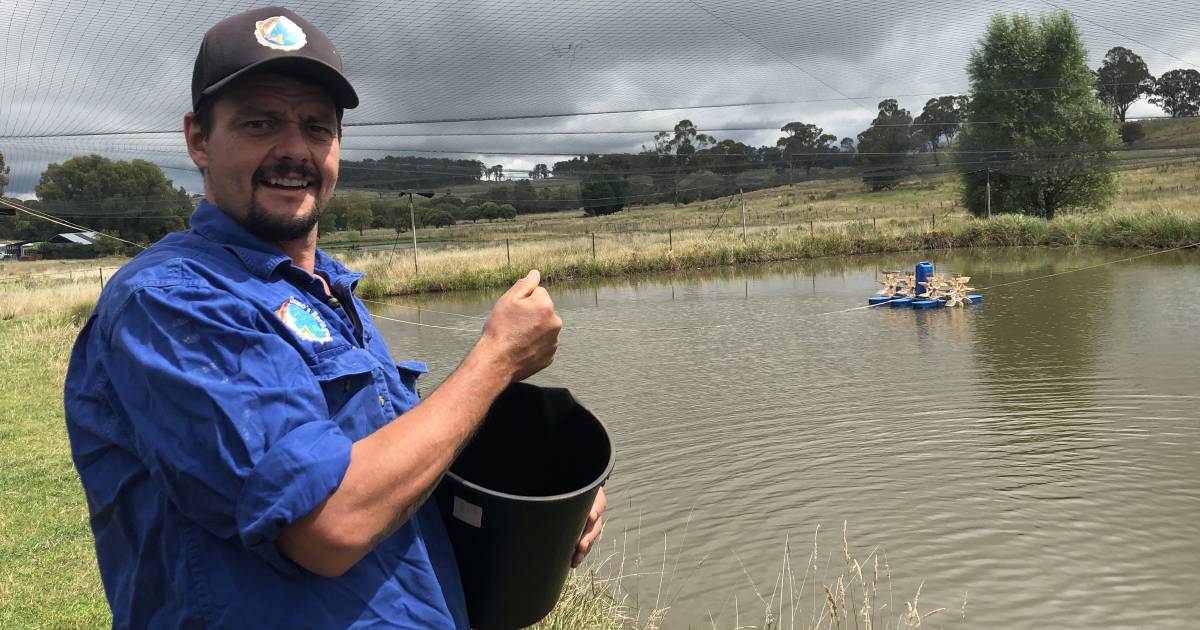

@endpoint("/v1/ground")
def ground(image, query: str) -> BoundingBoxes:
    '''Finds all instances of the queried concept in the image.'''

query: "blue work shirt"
[64,200,468,629]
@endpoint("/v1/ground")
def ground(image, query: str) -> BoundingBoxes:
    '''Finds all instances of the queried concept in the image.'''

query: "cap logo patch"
[276,297,331,343]
[254,16,307,51]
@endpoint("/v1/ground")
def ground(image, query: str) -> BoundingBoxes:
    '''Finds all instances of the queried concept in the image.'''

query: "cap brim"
[197,56,359,110]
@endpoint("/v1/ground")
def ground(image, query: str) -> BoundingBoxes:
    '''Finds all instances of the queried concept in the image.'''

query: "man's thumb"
[510,269,541,298]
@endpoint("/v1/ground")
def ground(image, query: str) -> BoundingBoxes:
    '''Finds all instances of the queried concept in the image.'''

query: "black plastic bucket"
[434,382,615,630]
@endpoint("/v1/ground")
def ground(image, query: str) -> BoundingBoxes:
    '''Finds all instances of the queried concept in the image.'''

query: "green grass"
[0,314,109,629]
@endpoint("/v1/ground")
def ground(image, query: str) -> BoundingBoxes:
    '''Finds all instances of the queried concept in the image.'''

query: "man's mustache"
[253,162,320,186]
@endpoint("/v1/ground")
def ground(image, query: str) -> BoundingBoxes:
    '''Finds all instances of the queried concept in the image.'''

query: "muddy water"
[372,248,1200,629]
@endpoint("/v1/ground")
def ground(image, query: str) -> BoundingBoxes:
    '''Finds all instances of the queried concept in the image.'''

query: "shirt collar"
[315,248,364,293]
[190,199,291,280]
[189,199,362,289]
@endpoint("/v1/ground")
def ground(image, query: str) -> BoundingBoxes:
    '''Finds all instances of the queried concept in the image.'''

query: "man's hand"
[478,269,563,383]
[572,487,606,568]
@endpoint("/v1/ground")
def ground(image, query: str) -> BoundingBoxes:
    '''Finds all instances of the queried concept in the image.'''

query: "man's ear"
[183,112,209,174]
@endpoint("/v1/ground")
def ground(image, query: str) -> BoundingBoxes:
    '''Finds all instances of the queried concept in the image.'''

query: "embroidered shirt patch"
[276,297,331,343]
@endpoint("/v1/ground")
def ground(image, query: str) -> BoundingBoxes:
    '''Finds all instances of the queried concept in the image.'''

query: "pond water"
[371,247,1200,629]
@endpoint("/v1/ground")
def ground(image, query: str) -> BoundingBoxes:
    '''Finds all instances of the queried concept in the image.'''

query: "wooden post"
[931,214,936,230]
[740,188,747,242]
[591,233,596,260]
[873,217,877,229]
[98,267,105,288]
[506,238,511,266]
[809,219,814,236]
[986,169,992,219]
[668,228,673,252]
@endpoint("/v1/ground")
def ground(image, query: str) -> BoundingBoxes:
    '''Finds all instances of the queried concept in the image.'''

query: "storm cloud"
[2,0,1197,196]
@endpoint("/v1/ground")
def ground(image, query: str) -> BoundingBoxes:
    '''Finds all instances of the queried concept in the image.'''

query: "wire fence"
[0,265,124,287]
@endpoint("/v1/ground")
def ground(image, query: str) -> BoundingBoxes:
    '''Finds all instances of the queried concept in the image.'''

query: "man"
[64,7,605,628]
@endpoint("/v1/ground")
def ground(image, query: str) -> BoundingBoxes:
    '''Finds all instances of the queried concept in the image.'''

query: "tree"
[652,119,715,166]
[370,197,408,236]
[319,196,348,235]
[497,203,518,220]
[344,191,373,235]
[1119,121,1146,145]
[528,163,551,180]
[912,96,969,165]
[651,120,715,205]
[35,154,191,243]
[462,205,483,223]
[696,139,754,177]
[1095,47,1155,123]
[580,174,628,216]
[958,11,1119,219]
[424,210,455,228]
[1150,69,1200,118]
[479,201,501,221]
[776,122,837,178]
[856,99,917,191]
[487,164,505,181]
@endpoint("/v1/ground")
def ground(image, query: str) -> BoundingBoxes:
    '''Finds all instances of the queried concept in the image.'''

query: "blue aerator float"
[869,261,983,308]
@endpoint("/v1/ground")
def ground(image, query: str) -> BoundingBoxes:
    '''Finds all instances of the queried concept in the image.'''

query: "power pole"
[407,193,418,273]
[401,190,435,273]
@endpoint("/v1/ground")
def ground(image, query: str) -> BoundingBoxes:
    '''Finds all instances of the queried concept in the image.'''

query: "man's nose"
[272,121,311,163]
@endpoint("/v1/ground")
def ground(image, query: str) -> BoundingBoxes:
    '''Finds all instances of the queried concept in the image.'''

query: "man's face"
[184,73,340,242]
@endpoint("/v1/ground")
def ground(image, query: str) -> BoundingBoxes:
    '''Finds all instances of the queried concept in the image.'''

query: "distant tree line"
[337,155,486,190]
[317,191,519,237]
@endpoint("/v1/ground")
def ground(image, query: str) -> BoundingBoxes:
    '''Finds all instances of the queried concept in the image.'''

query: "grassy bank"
[348,210,1200,299]
[0,313,108,629]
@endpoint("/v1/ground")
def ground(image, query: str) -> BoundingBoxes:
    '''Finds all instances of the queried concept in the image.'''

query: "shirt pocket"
[311,344,385,436]
[394,361,428,412]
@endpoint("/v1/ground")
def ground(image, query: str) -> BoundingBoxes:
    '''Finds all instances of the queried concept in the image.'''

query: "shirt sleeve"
[102,284,353,574]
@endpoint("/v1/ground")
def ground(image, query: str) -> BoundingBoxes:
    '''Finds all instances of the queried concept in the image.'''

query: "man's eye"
[244,120,274,130]
[308,124,335,137]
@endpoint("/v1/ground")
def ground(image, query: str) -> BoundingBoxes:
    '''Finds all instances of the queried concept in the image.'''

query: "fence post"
[668,228,673,253]
[931,214,936,230]
[98,267,105,288]
[506,238,511,266]
[591,233,596,260]
[809,219,814,237]
[740,188,747,243]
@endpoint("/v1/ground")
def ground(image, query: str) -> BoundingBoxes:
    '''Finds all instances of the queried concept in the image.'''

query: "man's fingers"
[507,269,541,299]
[572,517,603,568]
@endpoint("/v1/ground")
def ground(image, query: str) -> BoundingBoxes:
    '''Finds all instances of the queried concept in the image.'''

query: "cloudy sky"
[3,0,1199,196]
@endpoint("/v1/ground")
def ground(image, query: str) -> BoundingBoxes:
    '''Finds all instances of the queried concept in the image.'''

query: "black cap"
[191,7,358,111]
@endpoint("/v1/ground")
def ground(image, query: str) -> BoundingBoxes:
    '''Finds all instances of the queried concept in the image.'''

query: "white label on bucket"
[452,496,483,528]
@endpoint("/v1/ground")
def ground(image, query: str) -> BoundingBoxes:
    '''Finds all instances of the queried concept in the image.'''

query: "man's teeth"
[267,177,310,187]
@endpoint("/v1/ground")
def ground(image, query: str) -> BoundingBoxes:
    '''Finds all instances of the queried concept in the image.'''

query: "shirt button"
[378,395,387,407]
[328,297,340,307]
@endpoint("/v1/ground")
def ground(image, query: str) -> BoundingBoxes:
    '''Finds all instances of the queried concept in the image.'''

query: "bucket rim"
[443,416,615,504]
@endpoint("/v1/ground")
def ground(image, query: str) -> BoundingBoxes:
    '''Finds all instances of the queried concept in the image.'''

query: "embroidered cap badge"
[276,297,331,343]
[254,15,307,51]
